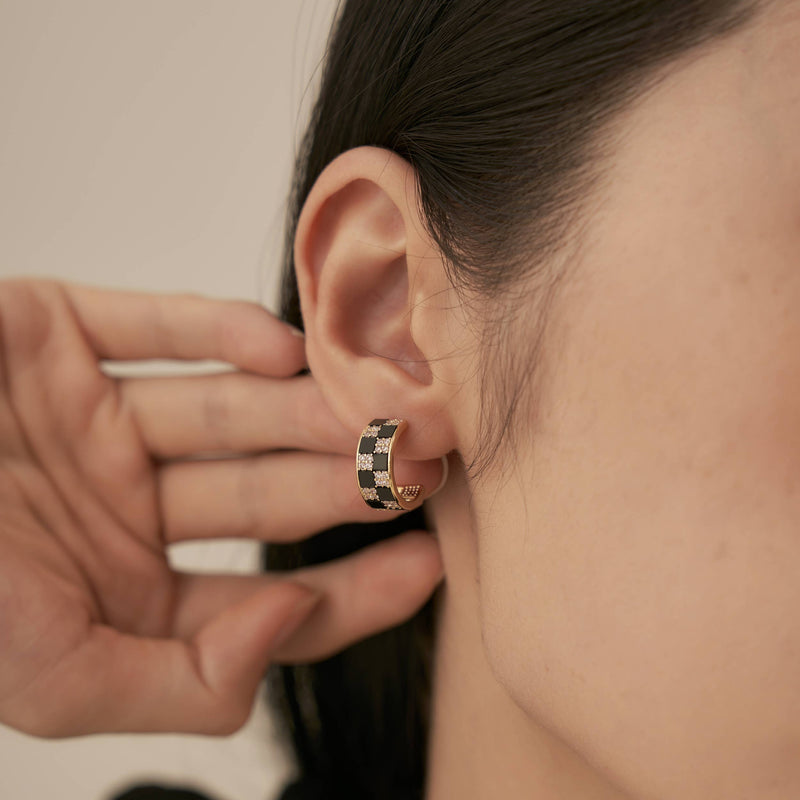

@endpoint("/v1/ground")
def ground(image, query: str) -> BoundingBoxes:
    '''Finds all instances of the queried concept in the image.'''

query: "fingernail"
[288,325,305,338]
[271,590,322,651]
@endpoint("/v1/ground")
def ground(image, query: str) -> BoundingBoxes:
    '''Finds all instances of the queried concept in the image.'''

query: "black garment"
[108,777,326,800]
[110,773,418,800]
[277,777,327,799]
[109,785,224,800]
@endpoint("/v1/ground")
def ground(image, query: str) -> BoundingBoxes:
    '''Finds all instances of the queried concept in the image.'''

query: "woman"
[2,0,797,798]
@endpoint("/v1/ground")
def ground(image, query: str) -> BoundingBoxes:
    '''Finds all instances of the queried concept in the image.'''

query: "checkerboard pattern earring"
[356,418,424,510]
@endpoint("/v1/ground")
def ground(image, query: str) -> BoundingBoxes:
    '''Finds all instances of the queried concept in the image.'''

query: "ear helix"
[355,418,449,511]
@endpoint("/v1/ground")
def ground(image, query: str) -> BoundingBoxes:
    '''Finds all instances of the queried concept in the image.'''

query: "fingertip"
[265,325,309,377]
[192,579,314,695]
[227,304,309,377]
[380,530,445,594]
[410,530,445,583]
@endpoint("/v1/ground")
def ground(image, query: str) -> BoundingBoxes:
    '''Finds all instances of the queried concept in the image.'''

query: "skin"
[0,279,444,737]
[294,1,800,797]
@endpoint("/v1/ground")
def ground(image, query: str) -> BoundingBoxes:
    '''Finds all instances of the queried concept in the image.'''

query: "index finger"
[60,280,307,377]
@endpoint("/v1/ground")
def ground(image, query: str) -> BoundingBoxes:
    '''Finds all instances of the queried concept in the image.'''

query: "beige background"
[0,1,338,798]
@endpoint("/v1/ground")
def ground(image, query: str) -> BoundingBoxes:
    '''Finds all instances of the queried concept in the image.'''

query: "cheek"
[473,237,800,799]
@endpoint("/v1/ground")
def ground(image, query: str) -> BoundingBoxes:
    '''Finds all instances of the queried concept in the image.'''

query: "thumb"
[11,580,322,738]
[194,579,322,713]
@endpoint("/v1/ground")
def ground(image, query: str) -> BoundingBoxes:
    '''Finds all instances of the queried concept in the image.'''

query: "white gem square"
[374,471,391,487]
[383,500,402,510]
[357,453,374,470]
[374,438,391,453]
[363,425,381,437]
[361,487,379,501]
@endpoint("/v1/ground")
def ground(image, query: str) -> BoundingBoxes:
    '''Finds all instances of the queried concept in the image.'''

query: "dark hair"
[264,2,764,799]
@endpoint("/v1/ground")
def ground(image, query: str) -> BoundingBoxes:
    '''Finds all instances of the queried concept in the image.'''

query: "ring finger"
[158,450,445,544]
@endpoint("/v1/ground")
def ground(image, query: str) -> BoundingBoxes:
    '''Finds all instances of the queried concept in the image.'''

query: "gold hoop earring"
[356,418,447,511]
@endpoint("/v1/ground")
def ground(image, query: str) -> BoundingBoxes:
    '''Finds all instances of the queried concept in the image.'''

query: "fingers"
[171,531,444,664]
[157,450,446,544]
[12,580,323,737]
[121,372,352,459]
[2,531,442,738]
[12,532,442,737]
[59,279,307,377]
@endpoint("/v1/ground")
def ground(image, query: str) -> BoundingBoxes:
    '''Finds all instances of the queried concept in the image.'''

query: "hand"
[0,278,444,738]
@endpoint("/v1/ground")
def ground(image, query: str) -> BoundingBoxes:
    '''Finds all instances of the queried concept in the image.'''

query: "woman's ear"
[294,146,464,460]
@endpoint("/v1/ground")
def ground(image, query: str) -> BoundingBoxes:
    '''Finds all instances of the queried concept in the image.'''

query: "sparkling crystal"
[374,471,391,487]
[357,453,374,470]
[374,438,391,453]
[360,486,379,501]
[400,485,421,501]
[387,418,402,425]
[383,500,402,510]
[363,425,381,437]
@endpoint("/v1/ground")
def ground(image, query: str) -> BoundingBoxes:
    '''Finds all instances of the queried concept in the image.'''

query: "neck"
[422,455,632,800]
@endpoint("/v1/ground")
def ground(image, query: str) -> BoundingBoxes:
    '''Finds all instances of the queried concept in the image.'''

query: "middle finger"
[121,371,352,459]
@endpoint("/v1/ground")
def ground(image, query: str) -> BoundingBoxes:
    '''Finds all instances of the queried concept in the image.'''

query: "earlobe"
[293,146,460,460]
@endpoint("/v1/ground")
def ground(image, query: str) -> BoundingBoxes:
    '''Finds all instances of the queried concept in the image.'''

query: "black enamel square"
[358,437,376,454]
[378,424,396,438]
[376,486,395,502]
[367,499,384,510]
[358,470,376,488]
[370,418,386,427]
[371,453,389,471]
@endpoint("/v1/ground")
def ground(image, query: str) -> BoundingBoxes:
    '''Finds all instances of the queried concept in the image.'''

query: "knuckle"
[202,376,233,449]
[0,279,58,355]
[0,276,57,300]
[236,456,269,539]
